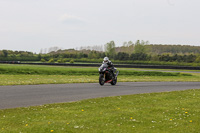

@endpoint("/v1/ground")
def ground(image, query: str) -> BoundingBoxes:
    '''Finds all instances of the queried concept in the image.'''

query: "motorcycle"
[98,63,119,86]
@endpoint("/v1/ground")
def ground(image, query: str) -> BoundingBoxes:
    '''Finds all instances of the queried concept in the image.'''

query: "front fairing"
[98,63,108,73]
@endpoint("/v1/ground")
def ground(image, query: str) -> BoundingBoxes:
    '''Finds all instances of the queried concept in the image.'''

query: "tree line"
[0,50,40,61]
[1,40,200,64]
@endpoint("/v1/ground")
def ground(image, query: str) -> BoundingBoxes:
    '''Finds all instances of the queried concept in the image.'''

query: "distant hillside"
[48,44,200,55]
[146,44,200,55]
[114,44,200,55]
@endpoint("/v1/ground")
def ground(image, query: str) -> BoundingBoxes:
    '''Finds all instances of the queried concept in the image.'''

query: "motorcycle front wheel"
[99,74,105,86]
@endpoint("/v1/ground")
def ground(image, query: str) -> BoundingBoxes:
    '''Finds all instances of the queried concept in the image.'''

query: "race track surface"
[0,82,200,109]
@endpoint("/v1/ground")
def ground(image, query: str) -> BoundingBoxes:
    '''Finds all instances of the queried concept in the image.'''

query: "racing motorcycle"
[98,63,119,86]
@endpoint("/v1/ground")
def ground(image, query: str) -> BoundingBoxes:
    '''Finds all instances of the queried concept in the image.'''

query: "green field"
[0,64,200,86]
[1,64,200,132]
[0,64,191,76]
[0,89,200,132]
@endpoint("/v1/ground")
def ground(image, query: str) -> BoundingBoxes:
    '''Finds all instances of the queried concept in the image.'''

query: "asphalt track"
[0,82,200,109]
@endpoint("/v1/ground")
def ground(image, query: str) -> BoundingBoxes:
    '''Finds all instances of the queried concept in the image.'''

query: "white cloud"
[58,14,87,24]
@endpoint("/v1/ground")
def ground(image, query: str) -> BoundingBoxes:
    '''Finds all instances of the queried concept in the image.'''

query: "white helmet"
[103,57,109,63]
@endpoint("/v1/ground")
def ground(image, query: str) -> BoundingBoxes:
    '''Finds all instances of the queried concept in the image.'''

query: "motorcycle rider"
[103,57,116,79]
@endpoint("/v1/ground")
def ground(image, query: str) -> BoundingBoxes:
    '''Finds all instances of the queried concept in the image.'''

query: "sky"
[0,0,200,53]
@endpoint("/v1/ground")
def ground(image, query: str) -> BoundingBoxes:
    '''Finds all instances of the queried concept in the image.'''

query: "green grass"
[1,74,200,86]
[0,64,190,76]
[1,64,200,132]
[0,89,200,132]
[0,64,199,86]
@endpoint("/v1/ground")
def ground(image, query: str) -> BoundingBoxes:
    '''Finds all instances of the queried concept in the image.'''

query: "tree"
[104,41,116,59]
[48,47,60,53]
[195,56,200,63]
[127,41,133,47]
[0,51,5,57]
[2,50,8,57]
[115,52,129,60]
[123,42,127,47]
[131,40,148,61]
[130,53,148,61]
[121,41,134,54]
[88,51,97,59]
[133,40,148,54]
[37,54,42,60]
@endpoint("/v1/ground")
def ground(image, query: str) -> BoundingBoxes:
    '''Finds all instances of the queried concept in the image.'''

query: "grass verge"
[0,89,200,132]
[0,64,198,86]
[0,64,191,76]
[1,74,200,86]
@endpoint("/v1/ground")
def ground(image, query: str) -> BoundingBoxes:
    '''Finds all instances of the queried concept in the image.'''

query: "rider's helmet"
[103,57,109,63]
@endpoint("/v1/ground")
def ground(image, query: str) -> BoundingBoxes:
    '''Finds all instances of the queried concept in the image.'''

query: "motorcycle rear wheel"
[111,77,117,85]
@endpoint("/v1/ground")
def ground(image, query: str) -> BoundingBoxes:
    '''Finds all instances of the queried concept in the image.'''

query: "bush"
[57,58,68,63]
[70,59,74,64]
[63,58,67,63]
[40,58,46,62]
[48,58,54,63]
[57,59,61,63]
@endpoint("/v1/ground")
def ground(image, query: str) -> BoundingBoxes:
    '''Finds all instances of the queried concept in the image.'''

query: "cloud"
[58,14,87,24]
